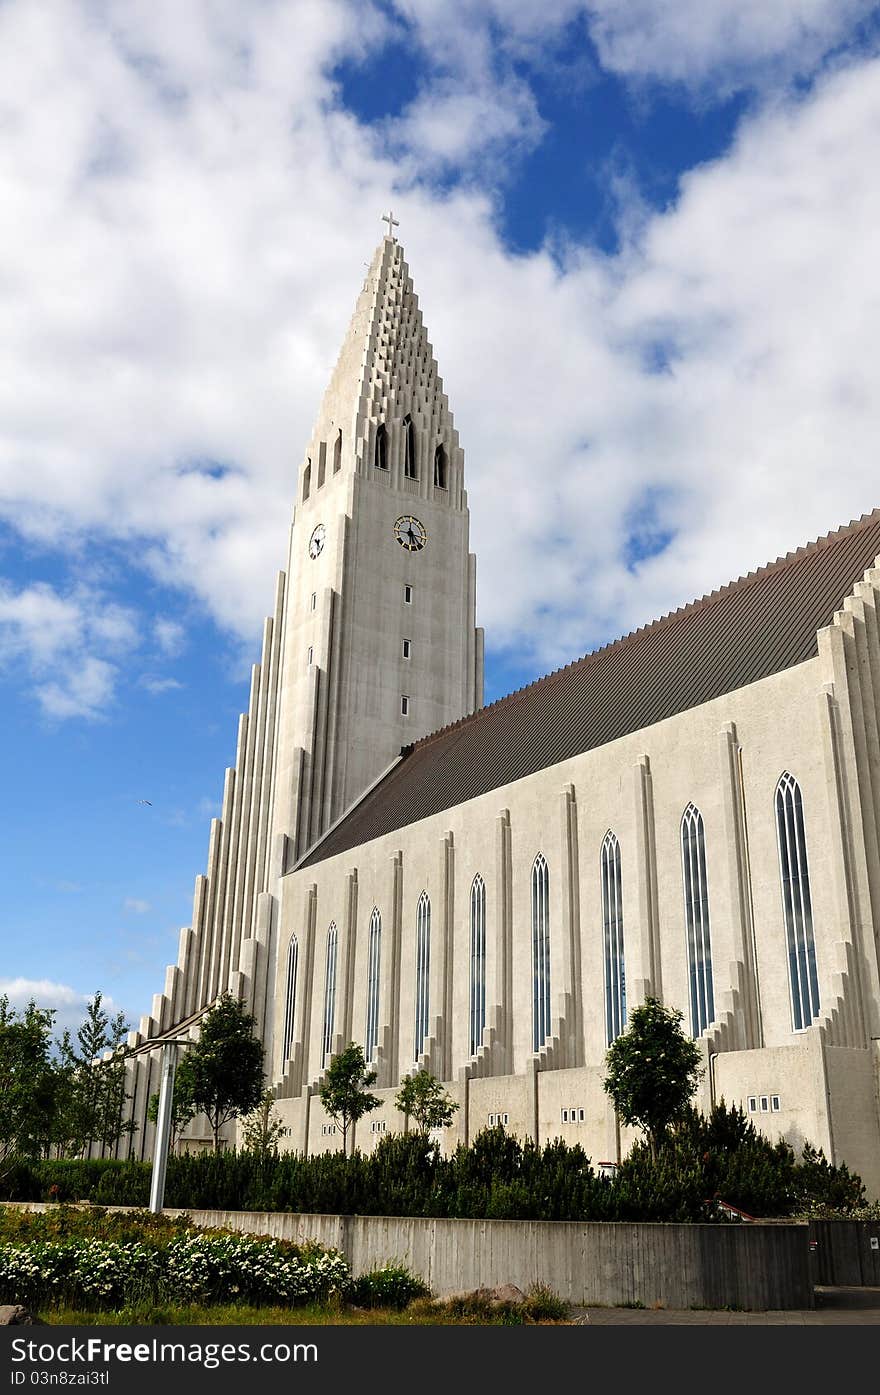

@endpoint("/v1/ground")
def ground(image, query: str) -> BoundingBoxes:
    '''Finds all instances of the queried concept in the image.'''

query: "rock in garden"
[485,1284,526,1305]
[0,1305,44,1326]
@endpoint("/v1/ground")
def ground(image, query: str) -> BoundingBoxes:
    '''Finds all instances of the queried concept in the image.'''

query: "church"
[121,226,880,1196]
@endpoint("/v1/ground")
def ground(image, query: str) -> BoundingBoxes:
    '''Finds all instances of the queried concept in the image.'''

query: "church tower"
[118,226,484,1156]
[271,227,484,866]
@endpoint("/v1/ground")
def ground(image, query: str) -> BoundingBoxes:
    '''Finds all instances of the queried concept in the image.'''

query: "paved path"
[572,1288,880,1324]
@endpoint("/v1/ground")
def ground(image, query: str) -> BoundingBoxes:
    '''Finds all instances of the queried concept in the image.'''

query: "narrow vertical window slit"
[365,909,381,1062]
[681,805,714,1036]
[531,854,550,1052]
[322,923,338,1067]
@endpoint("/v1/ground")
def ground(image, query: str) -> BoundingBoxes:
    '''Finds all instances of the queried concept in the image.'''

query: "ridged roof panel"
[300,510,880,868]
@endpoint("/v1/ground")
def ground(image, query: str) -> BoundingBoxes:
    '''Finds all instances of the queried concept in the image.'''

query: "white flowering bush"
[163,1233,351,1304]
[0,1239,161,1307]
[0,1232,350,1311]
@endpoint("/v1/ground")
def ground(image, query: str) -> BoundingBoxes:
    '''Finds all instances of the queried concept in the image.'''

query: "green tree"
[241,1090,286,1161]
[0,996,58,1176]
[603,996,704,1162]
[183,993,264,1152]
[395,1069,459,1134]
[319,1043,381,1154]
[56,993,136,1158]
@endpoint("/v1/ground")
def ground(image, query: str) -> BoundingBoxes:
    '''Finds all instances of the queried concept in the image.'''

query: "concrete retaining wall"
[165,1209,812,1310]
[809,1220,880,1286]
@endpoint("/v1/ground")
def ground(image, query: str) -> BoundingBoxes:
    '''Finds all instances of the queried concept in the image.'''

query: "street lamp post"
[148,1038,190,1214]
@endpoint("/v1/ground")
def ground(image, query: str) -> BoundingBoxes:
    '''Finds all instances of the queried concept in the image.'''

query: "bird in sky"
[137,799,153,806]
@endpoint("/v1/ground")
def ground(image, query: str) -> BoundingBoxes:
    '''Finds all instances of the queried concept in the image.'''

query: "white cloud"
[0,584,83,664]
[139,673,183,694]
[0,2,878,690]
[123,898,151,914]
[35,655,117,721]
[384,76,545,172]
[0,580,135,719]
[585,0,879,89]
[0,978,124,1036]
[90,605,139,650]
[153,617,185,655]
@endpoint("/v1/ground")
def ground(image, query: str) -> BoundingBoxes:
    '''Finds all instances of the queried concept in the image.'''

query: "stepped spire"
[303,232,461,491]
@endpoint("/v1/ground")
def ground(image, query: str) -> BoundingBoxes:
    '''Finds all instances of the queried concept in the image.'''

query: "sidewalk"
[572,1288,880,1324]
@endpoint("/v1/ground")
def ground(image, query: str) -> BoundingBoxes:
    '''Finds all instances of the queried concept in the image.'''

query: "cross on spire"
[382,209,399,241]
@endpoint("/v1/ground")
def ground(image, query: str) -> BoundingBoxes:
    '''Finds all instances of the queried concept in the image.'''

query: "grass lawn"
[40,1300,569,1326]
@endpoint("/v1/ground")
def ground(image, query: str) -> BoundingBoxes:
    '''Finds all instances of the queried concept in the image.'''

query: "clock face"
[394,515,428,552]
[308,523,326,559]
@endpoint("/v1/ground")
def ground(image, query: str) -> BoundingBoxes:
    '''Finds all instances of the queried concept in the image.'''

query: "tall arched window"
[321,922,338,1067]
[433,443,447,489]
[601,832,626,1045]
[414,892,431,1060]
[333,428,342,474]
[404,416,417,479]
[302,459,311,500]
[365,908,382,1061]
[282,934,298,1064]
[681,804,715,1037]
[531,854,550,1051]
[374,423,387,470]
[469,875,486,1056]
[775,771,820,1030]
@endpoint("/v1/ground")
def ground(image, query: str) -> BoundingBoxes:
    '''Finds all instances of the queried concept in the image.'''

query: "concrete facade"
[121,232,880,1196]
[272,618,880,1194]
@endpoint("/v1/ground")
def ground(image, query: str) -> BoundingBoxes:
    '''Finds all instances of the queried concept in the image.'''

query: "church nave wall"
[276,642,872,1105]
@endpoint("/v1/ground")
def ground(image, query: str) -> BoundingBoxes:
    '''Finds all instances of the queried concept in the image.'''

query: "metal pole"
[149,1042,179,1214]
[709,1051,719,1111]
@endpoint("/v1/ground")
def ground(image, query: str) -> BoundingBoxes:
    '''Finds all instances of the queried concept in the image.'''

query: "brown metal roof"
[300,510,880,868]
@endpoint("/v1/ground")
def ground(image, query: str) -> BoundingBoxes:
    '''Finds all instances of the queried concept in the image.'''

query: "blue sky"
[3,0,880,1033]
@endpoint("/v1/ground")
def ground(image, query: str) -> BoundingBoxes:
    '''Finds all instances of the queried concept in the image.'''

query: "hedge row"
[1,1106,865,1222]
[0,1228,350,1310]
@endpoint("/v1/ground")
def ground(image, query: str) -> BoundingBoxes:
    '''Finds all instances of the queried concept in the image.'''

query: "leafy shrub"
[409,1283,568,1325]
[0,1159,151,1206]
[160,1232,350,1305]
[350,1263,429,1309]
[520,1284,570,1322]
[0,1219,350,1312]
[791,1144,865,1213]
[0,1205,187,1246]
[0,1238,161,1308]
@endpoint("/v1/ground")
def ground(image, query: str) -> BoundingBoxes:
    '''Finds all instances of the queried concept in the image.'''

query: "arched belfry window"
[282,934,299,1064]
[601,832,626,1045]
[333,428,342,474]
[365,908,382,1062]
[531,854,550,1052]
[680,804,715,1037]
[433,443,447,489]
[375,423,387,471]
[321,922,338,1067]
[302,460,311,501]
[414,892,431,1060]
[404,416,417,479]
[775,772,820,1030]
[469,875,487,1056]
